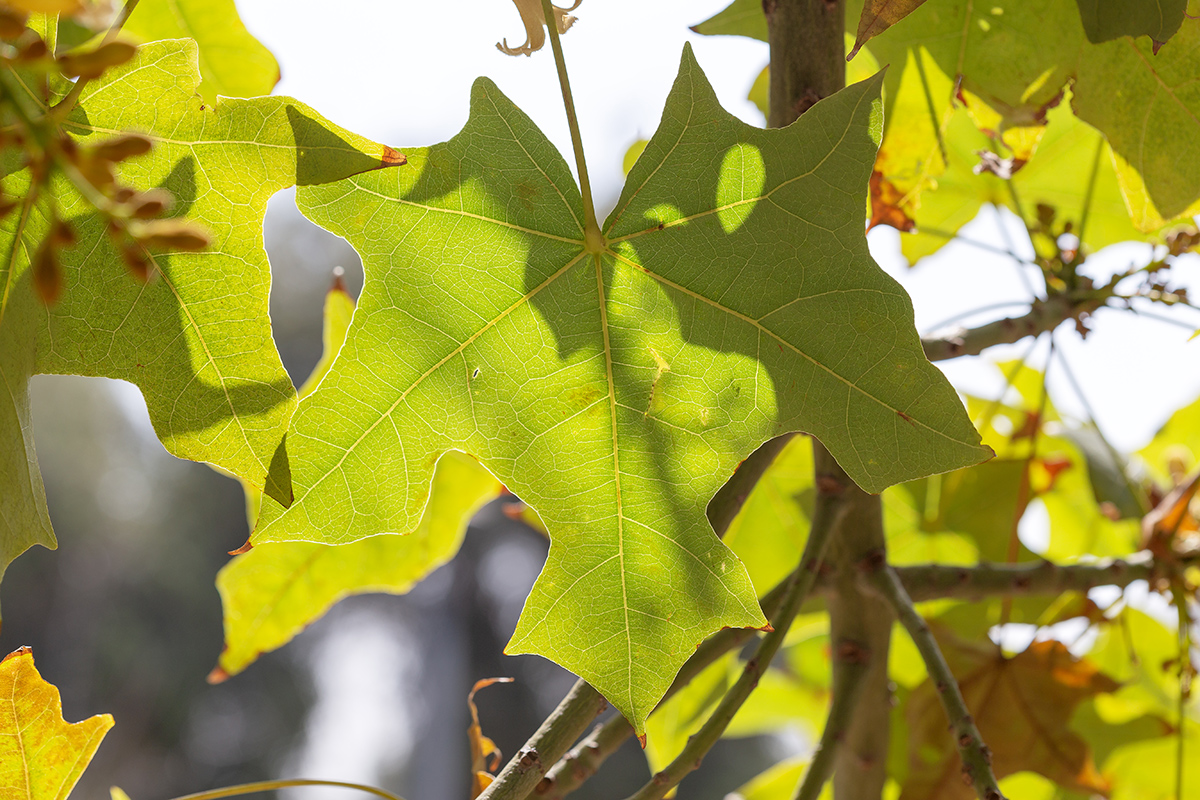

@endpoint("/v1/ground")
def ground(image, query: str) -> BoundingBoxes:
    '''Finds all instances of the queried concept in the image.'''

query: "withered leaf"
[901,632,1119,800]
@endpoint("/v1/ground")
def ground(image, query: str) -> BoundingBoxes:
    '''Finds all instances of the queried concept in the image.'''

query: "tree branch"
[475,680,608,800]
[921,294,1105,362]
[791,638,870,800]
[895,552,1194,601]
[618,474,849,800]
[864,557,1005,800]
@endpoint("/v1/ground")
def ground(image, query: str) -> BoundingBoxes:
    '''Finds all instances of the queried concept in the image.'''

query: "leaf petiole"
[539,0,602,250]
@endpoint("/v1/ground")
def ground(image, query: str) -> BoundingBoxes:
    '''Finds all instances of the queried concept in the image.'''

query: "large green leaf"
[255,46,987,730]
[0,39,400,603]
[122,0,280,101]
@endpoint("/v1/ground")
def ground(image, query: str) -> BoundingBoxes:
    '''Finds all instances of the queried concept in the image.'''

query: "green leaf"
[690,0,766,41]
[1140,386,1200,484]
[122,0,280,101]
[723,436,815,595]
[215,450,500,678]
[1075,0,1187,48]
[0,39,401,606]
[1105,720,1200,800]
[1086,609,1183,723]
[257,46,987,731]
[863,0,1200,228]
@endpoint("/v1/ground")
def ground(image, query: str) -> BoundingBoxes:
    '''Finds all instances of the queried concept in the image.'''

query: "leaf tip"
[206,665,230,685]
[2,645,31,664]
[381,145,407,168]
[330,265,347,295]
[637,733,647,749]
[228,540,253,555]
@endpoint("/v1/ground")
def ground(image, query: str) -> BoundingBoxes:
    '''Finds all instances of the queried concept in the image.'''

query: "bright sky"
[238,0,1200,454]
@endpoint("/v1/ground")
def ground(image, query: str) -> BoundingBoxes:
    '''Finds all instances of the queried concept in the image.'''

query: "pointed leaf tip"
[381,146,407,168]
[228,540,253,555]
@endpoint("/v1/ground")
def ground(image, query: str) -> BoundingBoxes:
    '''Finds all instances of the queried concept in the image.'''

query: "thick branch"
[864,559,1005,800]
[816,445,892,800]
[792,639,870,800]
[766,0,846,127]
[475,681,608,800]
[619,478,849,800]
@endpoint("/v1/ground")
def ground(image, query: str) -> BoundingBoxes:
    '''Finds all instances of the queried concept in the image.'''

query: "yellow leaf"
[0,647,114,800]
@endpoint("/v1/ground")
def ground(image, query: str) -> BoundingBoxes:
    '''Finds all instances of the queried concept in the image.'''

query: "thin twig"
[999,339,1052,625]
[50,0,142,119]
[920,293,1103,362]
[864,558,1005,800]
[475,681,609,800]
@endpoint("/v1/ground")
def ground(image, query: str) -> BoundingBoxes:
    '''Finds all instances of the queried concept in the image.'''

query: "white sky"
[238,0,1200,454]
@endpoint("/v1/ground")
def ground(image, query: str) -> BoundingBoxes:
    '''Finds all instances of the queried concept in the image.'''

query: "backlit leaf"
[122,0,280,101]
[690,0,766,41]
[0,647,113,800]
[215,450,501,678]
[254,47,988,731]
[862,0,1200,227]
[0,39,402,612]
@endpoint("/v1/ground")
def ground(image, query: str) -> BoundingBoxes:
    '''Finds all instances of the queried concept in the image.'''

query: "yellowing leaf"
[901,634,1119,800]
[0,647,113,800]
[468,677,513,799]
[215,450,501,678]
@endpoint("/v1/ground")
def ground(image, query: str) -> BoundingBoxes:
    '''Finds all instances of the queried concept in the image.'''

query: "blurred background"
[2,2,1199,800]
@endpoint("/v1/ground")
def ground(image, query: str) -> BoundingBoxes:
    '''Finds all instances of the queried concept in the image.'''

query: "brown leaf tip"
[228,540,253,555]
[381,146,407,168]
[206,665,230,685]
[2,645,32,664]
[330,265,347,294]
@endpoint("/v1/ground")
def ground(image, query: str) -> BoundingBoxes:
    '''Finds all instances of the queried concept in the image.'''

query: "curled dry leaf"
[497,0,581,56]
[468,677,514,798]
[0,647,114,800]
